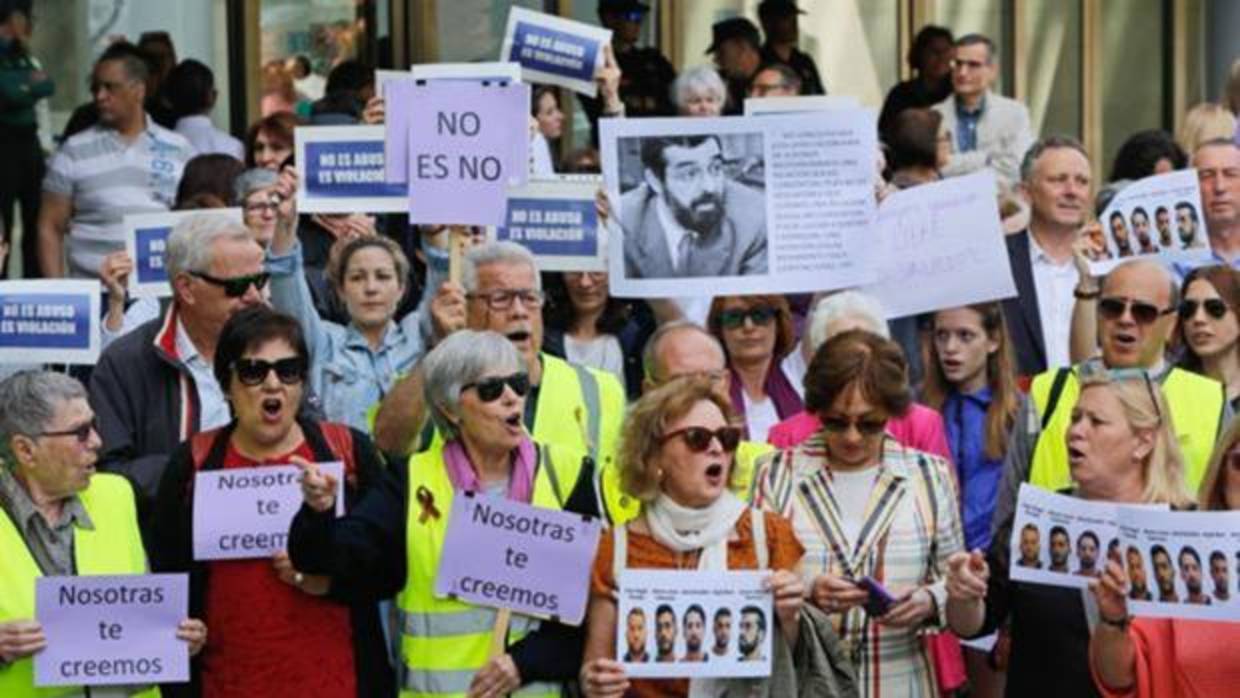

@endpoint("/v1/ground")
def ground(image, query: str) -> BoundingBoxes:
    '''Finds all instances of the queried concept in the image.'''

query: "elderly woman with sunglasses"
[1176,265,1240,408]
[150,306,394,697]
[946,366,1194,698]
[581,374,806,698]
[707,295,804,443]
[291,329,600,698]
[752,329,964,698]
[1086,414,1240,698]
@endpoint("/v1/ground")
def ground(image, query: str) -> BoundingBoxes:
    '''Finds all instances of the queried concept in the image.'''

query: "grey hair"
[1019,134,1089,184]
[672,65,726,110]
[460,241,541,294]
[422,330,523,440]
[233,168,278,205]
[0,371,88,469]
[641,320,725,383]
[165,212,254,279]
[806,291,890,354]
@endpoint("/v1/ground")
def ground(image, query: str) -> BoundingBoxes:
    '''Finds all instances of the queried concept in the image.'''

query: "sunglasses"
[1179,298,1229,320]
[234,357,307,386]
[40,417,98,443]
[190,270,271,298]
[660,426,742,453]
[821,415,887,436]
[463,373,530,402]
[1098,297,1174,325]
[718,306,777,329]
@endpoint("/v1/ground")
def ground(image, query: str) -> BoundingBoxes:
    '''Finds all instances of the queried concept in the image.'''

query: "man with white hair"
[90,212,266,507]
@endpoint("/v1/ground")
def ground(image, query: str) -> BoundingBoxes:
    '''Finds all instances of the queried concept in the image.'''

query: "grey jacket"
[933,90,1035,189]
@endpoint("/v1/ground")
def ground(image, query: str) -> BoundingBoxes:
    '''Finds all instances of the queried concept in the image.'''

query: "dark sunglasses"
[1179,298,1230,320]
[821,415,888,436]
[190,270,271,298]
[234,357,307,386]
[463,373,530,402]
[718,306,777,329]
[1098,296,1174,325]
[659,426,742,453]
[40,417,98,443]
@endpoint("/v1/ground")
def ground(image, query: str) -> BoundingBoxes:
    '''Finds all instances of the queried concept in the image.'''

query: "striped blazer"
[752,434,964,698]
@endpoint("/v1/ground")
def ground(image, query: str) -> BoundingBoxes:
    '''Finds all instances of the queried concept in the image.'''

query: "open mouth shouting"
[260,396,286,424]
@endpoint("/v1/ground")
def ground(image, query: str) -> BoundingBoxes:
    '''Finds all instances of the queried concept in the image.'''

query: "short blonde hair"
[1179,102,1237,157]
[1197,417,1240,511]
[618,375,736,503]
[1078,370,1192,508]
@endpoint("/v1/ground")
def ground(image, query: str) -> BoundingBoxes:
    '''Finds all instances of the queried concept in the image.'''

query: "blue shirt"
[1172,248,1240,282]
[943,387,1004,551]
[954,95,985,153]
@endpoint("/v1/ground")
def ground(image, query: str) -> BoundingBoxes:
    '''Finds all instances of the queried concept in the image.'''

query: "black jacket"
[149,417,395,698]
[1001,231,1049,377]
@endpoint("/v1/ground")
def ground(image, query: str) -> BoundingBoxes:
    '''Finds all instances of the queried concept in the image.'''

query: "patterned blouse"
[751,433,964,698]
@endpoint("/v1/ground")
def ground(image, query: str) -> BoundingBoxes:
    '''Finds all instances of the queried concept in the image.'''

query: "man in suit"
[620,134,767,279]
[1001,135,1093,376]
[932,33,1034,189]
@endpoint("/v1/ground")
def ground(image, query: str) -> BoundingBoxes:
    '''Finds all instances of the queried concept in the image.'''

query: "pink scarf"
[442,437,537,503]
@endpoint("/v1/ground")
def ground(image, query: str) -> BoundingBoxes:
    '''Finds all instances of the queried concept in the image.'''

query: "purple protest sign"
[406,80,531,226]
[191,462,344,561]
[35,574,189,686]
[434,492,601,625]
[384,79,417,185]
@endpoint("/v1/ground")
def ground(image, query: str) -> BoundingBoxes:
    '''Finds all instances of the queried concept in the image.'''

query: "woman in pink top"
[768,291,952,461]
[1089,419,1240,697]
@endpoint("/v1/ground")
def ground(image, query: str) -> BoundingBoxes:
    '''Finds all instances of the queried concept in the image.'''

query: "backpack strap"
[751,509,768,571]
[189,430,216,471]
[569,362,602,463]
[612,526,628,577]
[1040,367,1073,431]
[317,421,358,486]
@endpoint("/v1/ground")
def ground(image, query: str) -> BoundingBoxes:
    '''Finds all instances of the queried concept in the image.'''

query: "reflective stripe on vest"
[395,440,584,698]
[1028,367,1224,492]
[567,361,601,462]
[0,474,155,698]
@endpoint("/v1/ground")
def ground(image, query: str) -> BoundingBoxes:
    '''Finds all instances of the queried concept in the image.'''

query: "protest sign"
[0,280,100,365]
[296,125,407,213]
[601,112,878,298]
[384,62,522,185]
[1087,169,1213,274]
[405,80,531,226]
[123,210,243,298]
[500,7,611,96]
[192,462,344,561]
[864,171,1016,317]
[744,95,861,115]
[434,491,602,626]
[616,570,772,680]
[35,574,188,686]
[1118,508,1240,621]
[1009,484,1123,588]
[492,176,605,272]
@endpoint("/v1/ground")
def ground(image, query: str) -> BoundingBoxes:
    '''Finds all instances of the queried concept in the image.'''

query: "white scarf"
[645,490,747,570]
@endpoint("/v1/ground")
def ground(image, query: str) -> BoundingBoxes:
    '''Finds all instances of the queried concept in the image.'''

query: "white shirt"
[175,321,231,431]
[174,115,244,160]
[781,345,808,399]
[831,465,881,546]
[742,392,780,444]
[564,334,625,386]
[1028,233,1078,369]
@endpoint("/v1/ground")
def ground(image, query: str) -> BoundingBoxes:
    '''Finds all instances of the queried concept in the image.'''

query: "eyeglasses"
[463,373,530,402]
[190,271,270,298]
[718,306,777,329]
[1179,298,1229,321]
[234,357,307,386]
[820,415,888,436]
[1098,296,1174,325]
[659,426,742,453]
[466,289,545,311]
[40,417,98,443]
[666,160,726,186]
[244,201,279,214]
[89,79,138,95]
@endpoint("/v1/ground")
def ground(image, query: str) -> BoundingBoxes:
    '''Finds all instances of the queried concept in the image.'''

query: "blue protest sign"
[297,126,408,213]
[0,280,100,364]
[124,210,243,298]
[501,8,611,96]
[495,177,605,271]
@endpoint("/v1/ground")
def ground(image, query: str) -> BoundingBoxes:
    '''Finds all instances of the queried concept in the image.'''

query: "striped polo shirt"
[43,115,192,278]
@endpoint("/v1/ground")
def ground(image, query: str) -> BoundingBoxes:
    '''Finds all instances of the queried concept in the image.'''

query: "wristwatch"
[1099,613,1130,631]
[1074,286,1100,300]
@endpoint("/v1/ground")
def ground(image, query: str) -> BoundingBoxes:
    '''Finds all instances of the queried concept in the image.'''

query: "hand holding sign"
[175,618,207,657]
[766,569,805,645]
[0,619,46,663]
[581,658,629,698]
[596,43,622,114]
[295,456,338,513]
[1090,560,1131,623]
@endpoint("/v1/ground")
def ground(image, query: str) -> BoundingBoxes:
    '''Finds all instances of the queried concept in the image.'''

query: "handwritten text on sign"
[434,493,601,625]
[192,462,344,561]
[35,574,189,687]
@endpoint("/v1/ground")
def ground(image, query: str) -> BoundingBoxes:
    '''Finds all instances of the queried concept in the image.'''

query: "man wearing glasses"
[931,33,1033,188]
[38,42,192,280]
[619,135,767,280]
[995,259,1228,528]
[90,214,267,509]
[374,241,626,480]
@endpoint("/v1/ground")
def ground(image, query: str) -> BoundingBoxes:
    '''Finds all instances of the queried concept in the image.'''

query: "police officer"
[579,0,676,142]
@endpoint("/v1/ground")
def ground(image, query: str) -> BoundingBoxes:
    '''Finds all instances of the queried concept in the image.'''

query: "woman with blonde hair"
[1176,102,1237,156]
[946,367,1192,697]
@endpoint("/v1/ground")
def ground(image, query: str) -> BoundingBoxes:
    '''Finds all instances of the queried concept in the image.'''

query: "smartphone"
[857,576,896,616]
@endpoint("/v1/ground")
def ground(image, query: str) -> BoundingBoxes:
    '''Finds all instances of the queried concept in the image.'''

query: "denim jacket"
[266,240,448,430]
